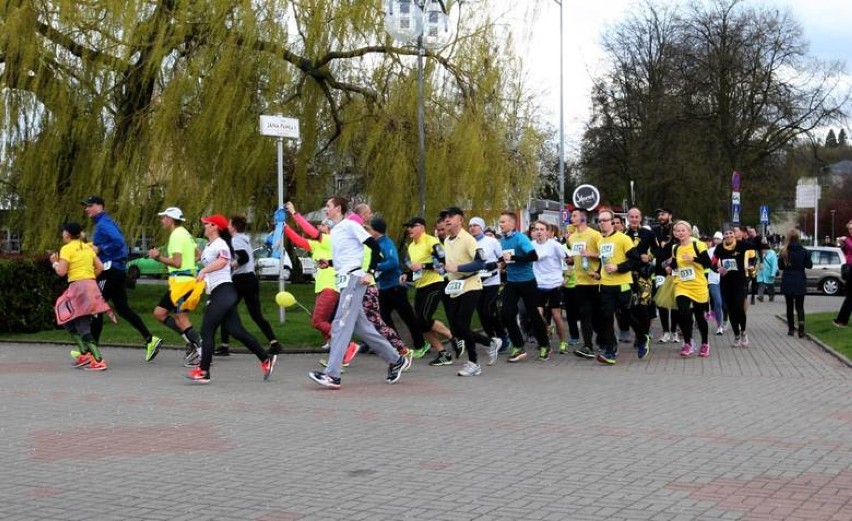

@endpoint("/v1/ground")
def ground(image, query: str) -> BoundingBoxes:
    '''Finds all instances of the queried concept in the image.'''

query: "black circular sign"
[572,184,600,211]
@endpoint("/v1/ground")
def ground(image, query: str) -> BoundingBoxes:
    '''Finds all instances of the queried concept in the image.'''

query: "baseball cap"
[157,207,185,221]
[469,217,486,229]
[713,231,723,240]
[81,195,105,206]
[655,207,672,215]
[370,216,387,234]
[404,216,426,227]
[200,214,228,231]
[443,206,464,217]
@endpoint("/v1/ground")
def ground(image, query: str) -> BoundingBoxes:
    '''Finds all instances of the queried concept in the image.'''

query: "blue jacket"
[375,234,403,290]
[757,249,778,284]
[499,230,537,283]
[92,212,129,271]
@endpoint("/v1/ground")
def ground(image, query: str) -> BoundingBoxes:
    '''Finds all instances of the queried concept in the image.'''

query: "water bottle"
[433,244,446,275]
[581,256,589,271]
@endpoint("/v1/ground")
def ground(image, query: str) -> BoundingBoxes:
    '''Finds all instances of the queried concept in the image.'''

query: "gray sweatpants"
[325,275,400,379]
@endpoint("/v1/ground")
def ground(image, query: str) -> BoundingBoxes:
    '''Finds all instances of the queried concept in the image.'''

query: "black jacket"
[779,242,812,296]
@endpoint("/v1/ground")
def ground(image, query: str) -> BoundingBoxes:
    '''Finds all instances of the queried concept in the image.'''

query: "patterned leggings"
[362,286,406,353]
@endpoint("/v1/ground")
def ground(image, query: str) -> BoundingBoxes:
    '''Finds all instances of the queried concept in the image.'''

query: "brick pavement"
[0,296,850,520]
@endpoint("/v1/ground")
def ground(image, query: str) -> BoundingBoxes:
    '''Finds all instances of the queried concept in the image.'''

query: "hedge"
[0,255,65,333]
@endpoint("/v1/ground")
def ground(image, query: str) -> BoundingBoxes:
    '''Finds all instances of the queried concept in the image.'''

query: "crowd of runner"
[50,195,852,386]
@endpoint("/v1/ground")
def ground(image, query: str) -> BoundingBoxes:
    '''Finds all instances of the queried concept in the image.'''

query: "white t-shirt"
[533,239,566,290]
[476,234,502,287]
[331,218,370,275]
[201,237,232,293]
[231,232,254,275]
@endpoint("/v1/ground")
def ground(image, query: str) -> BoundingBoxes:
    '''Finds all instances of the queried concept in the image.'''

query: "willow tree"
[0,0,544,250]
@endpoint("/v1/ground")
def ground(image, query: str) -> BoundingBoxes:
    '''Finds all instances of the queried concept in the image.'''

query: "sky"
[506,0,852,151]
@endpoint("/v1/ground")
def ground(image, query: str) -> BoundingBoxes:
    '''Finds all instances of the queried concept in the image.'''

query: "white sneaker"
[457,361,482,377]
[658,332,672,343]
[715,326,724,336]
[741,333,749,347]
[672,331,682,344]
[487,337,502,366]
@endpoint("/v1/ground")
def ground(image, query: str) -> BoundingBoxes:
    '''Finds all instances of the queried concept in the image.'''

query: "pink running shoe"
[679,343,694,357]
[698,343,710,357]
[343,341,360,365]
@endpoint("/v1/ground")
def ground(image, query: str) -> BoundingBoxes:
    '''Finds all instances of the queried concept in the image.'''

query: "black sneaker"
[213,344,230,357]
[308,371,341,389]
[451,337,466,359]
[573,345,595,359]
[183,343,201,367]
[268,341,283,355]
[387,355,412,384]
[429,351,453,366]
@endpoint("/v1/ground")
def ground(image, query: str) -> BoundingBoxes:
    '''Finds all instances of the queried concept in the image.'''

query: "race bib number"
[335,273,351,291]
[599,243,614,259]
[103,261,112,271]
[655,275,666,288]
[678,267,696,281]
[571,242,586,255]
[444,280,465,296]
[721,259,738,271]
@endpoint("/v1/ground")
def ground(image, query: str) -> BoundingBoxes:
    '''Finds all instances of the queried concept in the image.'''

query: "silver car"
[806,246,846,295]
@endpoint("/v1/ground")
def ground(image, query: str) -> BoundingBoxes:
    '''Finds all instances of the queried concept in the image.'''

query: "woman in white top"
[186,214,277,384]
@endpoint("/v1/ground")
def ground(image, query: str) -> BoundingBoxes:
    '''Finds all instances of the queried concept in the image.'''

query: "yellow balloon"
[275,291,296,308]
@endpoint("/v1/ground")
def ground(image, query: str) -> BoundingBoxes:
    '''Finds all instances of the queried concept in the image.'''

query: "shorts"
[537,287,562,311]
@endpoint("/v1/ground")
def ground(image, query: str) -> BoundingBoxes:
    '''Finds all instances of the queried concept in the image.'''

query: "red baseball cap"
[200,214,229,231]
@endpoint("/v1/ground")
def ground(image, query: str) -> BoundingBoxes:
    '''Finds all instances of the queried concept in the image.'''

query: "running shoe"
[733,335,742,348]
[715,326,724,336]
[308,371,341,389]
[672,331,682,344]
[185,367,210,384]
[145,336,163,362]
[386,355,411,384]
[558,341,569,355]
[679,343,694,357]
[319,358,349,369]
[833,319,848,328]
[401,347,414,371]
[658,332,672,343]
[507,347,527,363]
[73,352,94,368]
[486,337,502,366]
[213,344,230,357]
[70,349,81,359]
[452,337,466,359]
[320,341,330,351]
[457,361,482,377]
[538,346,551,361]
[268,340,283,355]
[741,333,750,347]
[261,354,277,381]
[429,351,453,366]
[184,343,200,367]
[343,341,360,365]
[637,334,651,360]
[698,343,710,357]
[412,342,431,359]
[596,350,616,365]
[85,358,108,371]
[573,345,595,359]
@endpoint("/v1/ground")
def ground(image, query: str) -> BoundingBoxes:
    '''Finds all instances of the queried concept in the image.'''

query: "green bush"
[0,255,64,333]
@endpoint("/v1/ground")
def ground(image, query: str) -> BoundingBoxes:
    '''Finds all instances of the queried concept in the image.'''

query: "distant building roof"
[827,160,852,175]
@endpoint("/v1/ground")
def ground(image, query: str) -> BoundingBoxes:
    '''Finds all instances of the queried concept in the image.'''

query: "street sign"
[560,209,570,224]
[759,205,769,225]
[732,171,742,191]
[572,184,601,211]
[259,115,300,138]
[795,184,820,209]
[731,192,741,205]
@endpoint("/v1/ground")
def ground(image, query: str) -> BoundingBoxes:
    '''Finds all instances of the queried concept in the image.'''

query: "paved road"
[1,297,850,521]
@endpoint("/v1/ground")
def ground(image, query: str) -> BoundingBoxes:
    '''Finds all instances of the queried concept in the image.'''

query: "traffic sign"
[759,205,770,224]
[731,192,741,205]
[561,209,570,224]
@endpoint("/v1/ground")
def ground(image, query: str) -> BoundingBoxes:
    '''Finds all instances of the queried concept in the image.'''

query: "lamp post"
[831,209,836,242]
[384,0,451,218]
[555,0,565,207]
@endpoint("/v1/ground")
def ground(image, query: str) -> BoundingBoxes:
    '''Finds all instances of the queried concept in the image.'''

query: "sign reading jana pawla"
[572,184,601,211]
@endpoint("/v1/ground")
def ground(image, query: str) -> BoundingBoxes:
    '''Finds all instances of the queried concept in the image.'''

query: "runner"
[711,228,757,347]
[441,207,488,375]
[186,214,277,384]
[82,195,162,361]
[468,216,507,362]
[404,216,455,366]
[308,196,411,389]
[652,207,680,344]
[667,221,712,357]
[707,232,727,335]
[624,207,655,359]
[531,220,568,357]
[567,209,602,358]
[497,211,550,362]
[50,222,113,371]
[595,210,639,364]
[560,224,581,352]
[214,214,282,356]
[148,207,204,367]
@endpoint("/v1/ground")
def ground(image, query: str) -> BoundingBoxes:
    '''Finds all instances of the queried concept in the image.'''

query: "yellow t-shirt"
[167,226,198,282]
[407,234,444,289]
[598,231,634,287]
[568,227,601,286]
[443,229,483,297]
[672,240,709,303]
[60,240,97,282]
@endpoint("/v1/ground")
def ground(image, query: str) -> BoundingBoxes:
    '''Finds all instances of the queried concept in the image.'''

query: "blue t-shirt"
[375,235,403,290]
[500,230,536,282]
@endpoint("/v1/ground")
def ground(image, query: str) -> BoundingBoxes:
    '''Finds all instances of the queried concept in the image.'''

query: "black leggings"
[201,283,269,375]
[379,285,425,348]
[785,294,805,330]
[445,290,481,363]
[472,284,504,346]
[220,272,278,344]
[721,276,748,335]
[92,268,152,343]
[676,295,708,346]
[574,284,600,347]
[561,286,580,340]
[502,280,549,348]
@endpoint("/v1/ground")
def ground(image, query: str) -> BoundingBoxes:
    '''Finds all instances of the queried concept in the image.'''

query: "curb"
[0,338,327,355]
[774,314,852,369]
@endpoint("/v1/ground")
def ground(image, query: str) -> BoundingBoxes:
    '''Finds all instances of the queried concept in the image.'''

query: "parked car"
[805,246,846,295]
[126,238,207,280]
[254,247,293,281]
